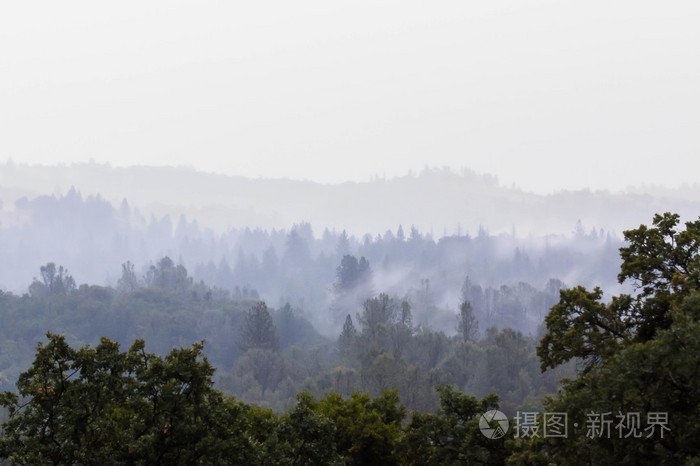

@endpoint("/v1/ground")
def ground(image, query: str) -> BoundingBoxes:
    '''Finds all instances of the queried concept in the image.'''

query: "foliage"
[538,285,632,372]
[401,386,512,465]
[274,392,342,465]
[357,293,401,336]
[239,302,280,352]
[457,300,479,342]
[338,314,358,365]
[117,260,139,293]
[1,333,515,464]
[0,258,570,417]
[334,254,372,293]
[144,257,192,292]
[317,390,406,465]
[529,213,700,463]
[28,263,76,298]
[0,334,259,464]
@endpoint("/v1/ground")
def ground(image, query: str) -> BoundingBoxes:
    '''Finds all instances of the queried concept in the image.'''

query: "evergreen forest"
[1,212,699,463]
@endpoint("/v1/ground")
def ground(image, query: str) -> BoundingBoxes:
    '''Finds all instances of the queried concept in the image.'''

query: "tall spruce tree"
[239,301,280,352]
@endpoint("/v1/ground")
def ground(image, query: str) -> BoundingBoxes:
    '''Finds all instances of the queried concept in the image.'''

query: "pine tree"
[338,314,357,363]
[457,300,479,342]
[239,302,279,352]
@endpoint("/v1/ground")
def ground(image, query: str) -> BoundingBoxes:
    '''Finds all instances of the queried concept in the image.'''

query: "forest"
[0,255,571,415]
[1,212,699,463]
[3,0,697,461]
[0,189,625,337]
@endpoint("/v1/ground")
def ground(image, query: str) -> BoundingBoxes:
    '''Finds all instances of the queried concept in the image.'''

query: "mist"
[0,168,639,338]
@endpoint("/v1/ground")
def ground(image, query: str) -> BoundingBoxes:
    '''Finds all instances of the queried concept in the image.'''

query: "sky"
[1,1,699,194]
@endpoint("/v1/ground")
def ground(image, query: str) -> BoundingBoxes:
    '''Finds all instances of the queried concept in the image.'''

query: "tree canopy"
[0,334,260,464]
[522,213,700,463]
[0,334,511,464]
[239,301,280,352]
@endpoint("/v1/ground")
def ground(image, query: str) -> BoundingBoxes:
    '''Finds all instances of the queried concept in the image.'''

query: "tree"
[275,392,341,464]
[318,390,406,465]
[400,386,511,465]
[0,333,260,464]
[537,285,631,372]
[527,213,700,463]
[236,349,285,396]
[457,300,479,342]
[283,230,311,267]
[399,300,413,329]
[538,212,700,372]
[332,256,374,325]
[117,260,139,293]
[390,301,414,360]
[396,225,405,242]
[336,230,351,257]
[239,301,280,352]
[357,294,398,338]
[144,256,191,291]
[334,255,371,293]
[28,263,76,297]
[338,314,358,364]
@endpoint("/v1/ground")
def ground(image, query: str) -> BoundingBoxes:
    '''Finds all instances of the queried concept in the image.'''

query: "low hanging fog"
[2,162,690,339]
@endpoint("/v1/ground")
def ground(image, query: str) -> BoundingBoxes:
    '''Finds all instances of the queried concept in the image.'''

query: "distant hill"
[2,162,693,337]
[1,162,699,237]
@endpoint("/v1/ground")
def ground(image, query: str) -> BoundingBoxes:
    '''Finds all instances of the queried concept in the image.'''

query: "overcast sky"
[1,1,698,194]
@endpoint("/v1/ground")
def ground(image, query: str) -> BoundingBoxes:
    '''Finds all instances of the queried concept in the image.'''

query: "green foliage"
[357,293,399,336]
[338,314,358,365]
[235,349,285,397]
[401,386,512,465]
[0,334,517,464]
[274,302,320,350]
[619,213,700,301]
[0,333,259,464]
[144,257,192,292]
[239,301,280,353]
[28,263,76,298]
[317,390,406,465]
[275,392,342,465]
[457,300,479,342]
[117,260,139,293]
[537,314,700,464]
[537,286,632,372]
[531,213,700,463]
[335,255,372,293]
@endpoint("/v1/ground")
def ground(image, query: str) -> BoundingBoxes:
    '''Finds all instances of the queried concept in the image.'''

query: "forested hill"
[0,258,572,416]
[2,162,700,237]
[0,187,625,337]
[2,213,700,463]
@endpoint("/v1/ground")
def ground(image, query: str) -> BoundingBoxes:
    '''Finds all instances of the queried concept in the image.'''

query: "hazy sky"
[1,1,698,194]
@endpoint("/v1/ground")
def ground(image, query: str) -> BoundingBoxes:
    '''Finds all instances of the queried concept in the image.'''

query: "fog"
[2,2,698,193]
[3,162,700,238]
[1,3,699,458]
[0,164,658,337]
